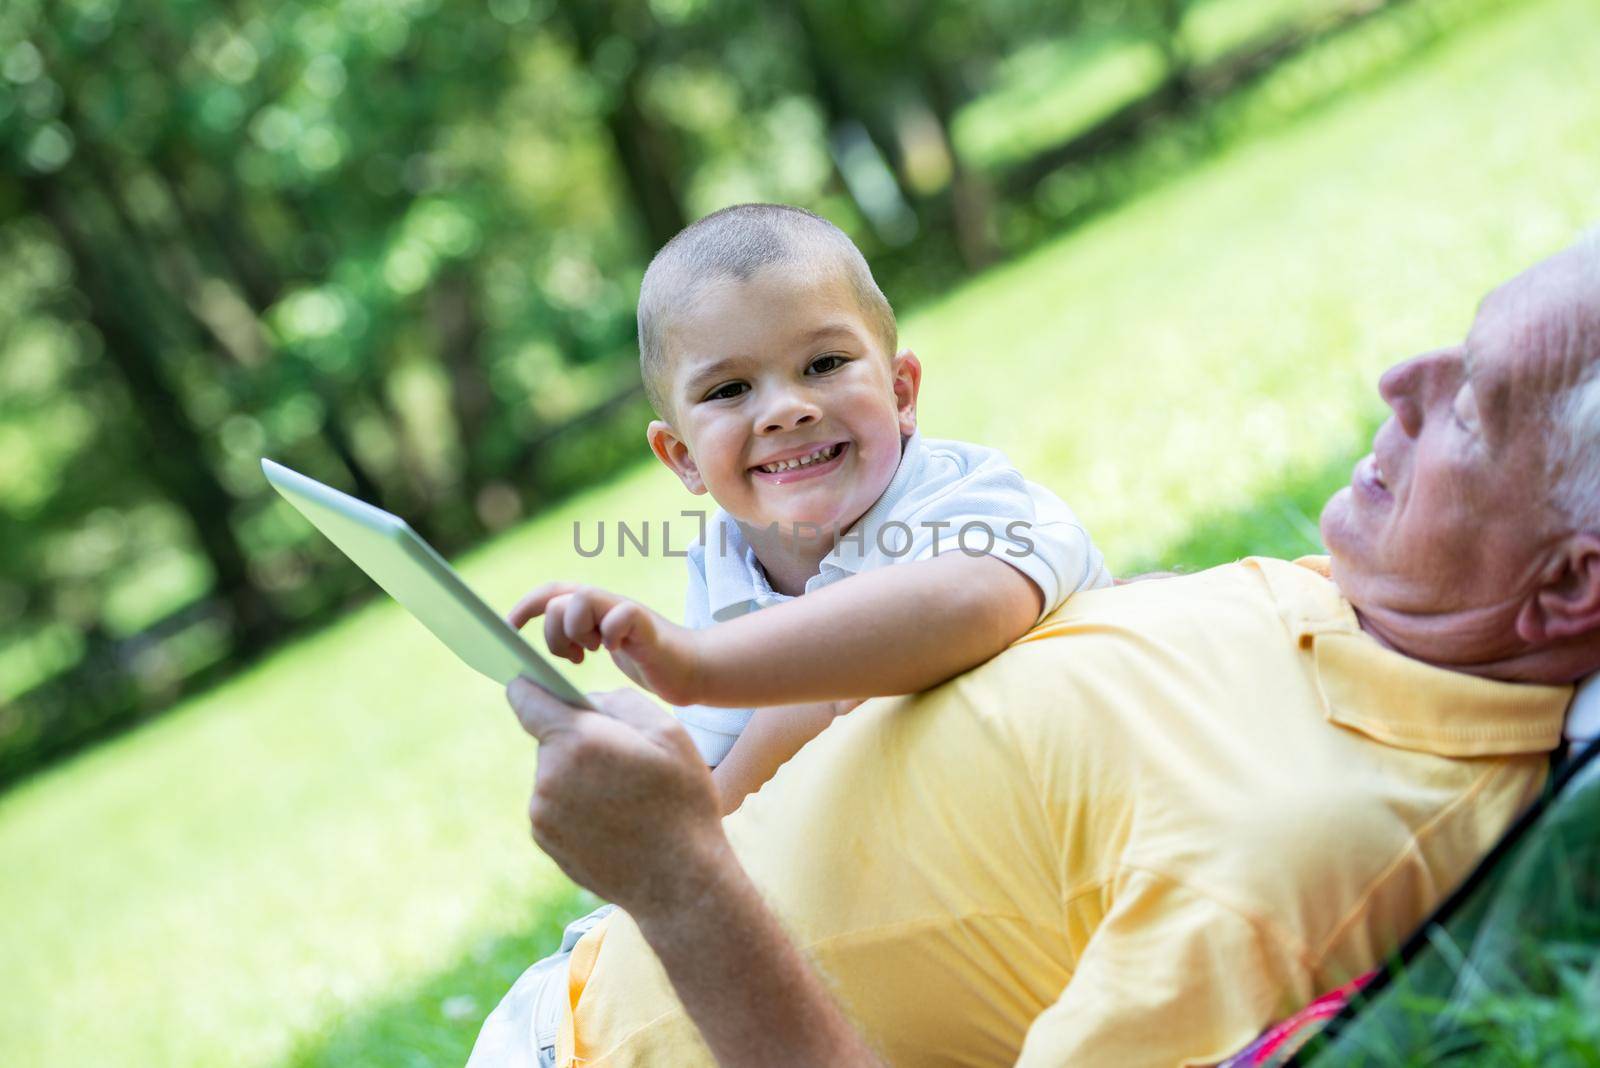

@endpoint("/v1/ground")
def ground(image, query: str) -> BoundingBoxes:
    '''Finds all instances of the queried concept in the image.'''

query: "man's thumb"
[508,676,582,739]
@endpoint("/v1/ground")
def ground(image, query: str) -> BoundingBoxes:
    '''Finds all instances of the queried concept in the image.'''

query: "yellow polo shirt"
[557,558,1569,1067]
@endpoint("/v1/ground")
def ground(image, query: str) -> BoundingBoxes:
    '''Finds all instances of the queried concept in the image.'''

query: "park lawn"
[955,0,1356,172]
[4,0,1600,1063]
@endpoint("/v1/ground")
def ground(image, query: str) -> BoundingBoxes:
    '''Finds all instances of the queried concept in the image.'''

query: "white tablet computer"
[262,458,590,708]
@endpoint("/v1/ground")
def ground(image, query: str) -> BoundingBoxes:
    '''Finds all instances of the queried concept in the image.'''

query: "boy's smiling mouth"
[750,441,848,483]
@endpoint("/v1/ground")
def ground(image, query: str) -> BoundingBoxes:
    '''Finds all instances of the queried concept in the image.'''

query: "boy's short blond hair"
[637,204,898,418]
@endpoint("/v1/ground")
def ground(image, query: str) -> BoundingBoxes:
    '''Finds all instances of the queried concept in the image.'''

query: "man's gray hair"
[1548,225,1600,530]
[636,204,897,418]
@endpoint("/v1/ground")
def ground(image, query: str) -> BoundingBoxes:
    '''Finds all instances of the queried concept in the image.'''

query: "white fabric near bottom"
[1566,673,1600,749]
[465,950,564,1068]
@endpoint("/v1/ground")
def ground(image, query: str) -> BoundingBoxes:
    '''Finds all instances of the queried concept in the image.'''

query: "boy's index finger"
[598,600,649,649]
[507,582,580,628]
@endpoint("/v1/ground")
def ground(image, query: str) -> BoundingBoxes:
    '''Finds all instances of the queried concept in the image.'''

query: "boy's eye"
[808,354,849,374]
[704,381,748,402]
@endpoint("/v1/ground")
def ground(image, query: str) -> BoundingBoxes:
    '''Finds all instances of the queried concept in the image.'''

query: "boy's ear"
[1516,533,1600,644]
[892,349,923,437]
[647,420,707,495]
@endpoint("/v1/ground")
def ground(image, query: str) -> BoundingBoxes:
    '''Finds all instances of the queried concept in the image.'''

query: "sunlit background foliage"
[0,0,1402,782]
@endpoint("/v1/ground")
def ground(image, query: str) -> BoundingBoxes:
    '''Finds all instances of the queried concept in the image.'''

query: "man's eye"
[808,354,848,374]
[704,382,748,402]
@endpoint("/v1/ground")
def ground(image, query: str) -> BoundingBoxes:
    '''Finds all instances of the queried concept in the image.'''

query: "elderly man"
[481,236,1600,1067]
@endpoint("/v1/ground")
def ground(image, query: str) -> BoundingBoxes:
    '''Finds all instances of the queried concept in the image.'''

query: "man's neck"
[1354,604,1592,685]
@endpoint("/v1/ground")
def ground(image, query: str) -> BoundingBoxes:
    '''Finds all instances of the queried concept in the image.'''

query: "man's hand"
[508,584,702,705]
[506,677,884,1067]
[507,679,728,915]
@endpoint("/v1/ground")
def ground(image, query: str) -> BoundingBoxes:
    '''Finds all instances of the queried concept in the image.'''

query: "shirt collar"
[701,512,784,622]
[816,431,925,576]
[1249,556,1571,758]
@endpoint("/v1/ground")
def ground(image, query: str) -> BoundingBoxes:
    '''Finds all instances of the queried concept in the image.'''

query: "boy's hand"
[508,584,702,705]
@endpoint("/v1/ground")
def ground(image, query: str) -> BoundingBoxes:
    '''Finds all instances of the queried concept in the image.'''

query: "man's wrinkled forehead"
[1468,251,1600,402]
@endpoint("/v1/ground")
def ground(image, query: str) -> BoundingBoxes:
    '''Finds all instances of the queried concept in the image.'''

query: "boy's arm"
[693,553,1042,706]
[710,700,856,814]
[509,553,1041,708]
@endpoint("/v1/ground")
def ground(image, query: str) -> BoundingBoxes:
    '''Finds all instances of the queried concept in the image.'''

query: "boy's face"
[647,264,919,539]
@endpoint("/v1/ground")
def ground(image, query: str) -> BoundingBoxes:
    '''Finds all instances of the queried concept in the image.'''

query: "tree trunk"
[784,0,924,240]
[429,267,497,537]
[560,2,689,249]
[28,177,286,652]
[917,63,998,270]
[1152,0,1196,108]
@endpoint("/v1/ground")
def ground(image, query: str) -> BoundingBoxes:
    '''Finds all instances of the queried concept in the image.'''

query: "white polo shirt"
[676,432,1112,765]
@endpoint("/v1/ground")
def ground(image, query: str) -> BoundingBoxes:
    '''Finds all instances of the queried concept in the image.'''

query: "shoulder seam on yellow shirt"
[1116,862,1320,976]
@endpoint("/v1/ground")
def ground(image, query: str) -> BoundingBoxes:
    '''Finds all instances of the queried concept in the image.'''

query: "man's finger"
[508,582,579,629]
[507,676,585,740]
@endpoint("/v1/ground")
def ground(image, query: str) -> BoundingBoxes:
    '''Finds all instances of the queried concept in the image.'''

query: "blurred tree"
[1100,0,1196,104]
[0,0,658,775]
[552,0,689,251]
[777,0,1097,270]
[20,170,286,651]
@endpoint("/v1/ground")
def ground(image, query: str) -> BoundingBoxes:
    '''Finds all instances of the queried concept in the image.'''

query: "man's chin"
[1320,491,1376,584]
[1318,488,1354,552]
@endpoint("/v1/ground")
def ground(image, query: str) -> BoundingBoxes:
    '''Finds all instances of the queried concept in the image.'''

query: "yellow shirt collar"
[1248,556,1570,758]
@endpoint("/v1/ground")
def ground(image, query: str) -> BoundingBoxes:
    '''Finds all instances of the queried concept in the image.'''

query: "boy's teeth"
[759,444,838,473]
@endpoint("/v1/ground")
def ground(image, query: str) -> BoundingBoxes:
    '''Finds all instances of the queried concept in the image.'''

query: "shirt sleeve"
[897,460,1108,622]
[1016,867,1314,1068]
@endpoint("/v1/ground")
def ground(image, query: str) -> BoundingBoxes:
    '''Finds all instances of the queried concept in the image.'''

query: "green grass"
[4,0,1600,1063]
[953,0,1355,172]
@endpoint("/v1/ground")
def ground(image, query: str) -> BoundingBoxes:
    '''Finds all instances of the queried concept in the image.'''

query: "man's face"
[1323,250,1598,649]
[648,264,916,537]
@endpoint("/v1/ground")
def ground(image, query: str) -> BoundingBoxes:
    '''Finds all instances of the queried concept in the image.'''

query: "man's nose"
[1378,349,1458,437]
[755,387,821,434]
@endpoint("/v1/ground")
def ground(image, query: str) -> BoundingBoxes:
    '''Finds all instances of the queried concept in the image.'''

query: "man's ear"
[892,349,922,437]
[647,420,707,495]
[1517,533,1600,643]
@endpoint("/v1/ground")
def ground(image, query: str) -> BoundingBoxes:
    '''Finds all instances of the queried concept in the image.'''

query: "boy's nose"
[763,412,817,433]
[757,391,821,434]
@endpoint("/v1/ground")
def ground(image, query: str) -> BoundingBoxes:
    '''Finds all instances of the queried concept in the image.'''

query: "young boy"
[509,203,1111,811]
[469,203,1110,1068]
